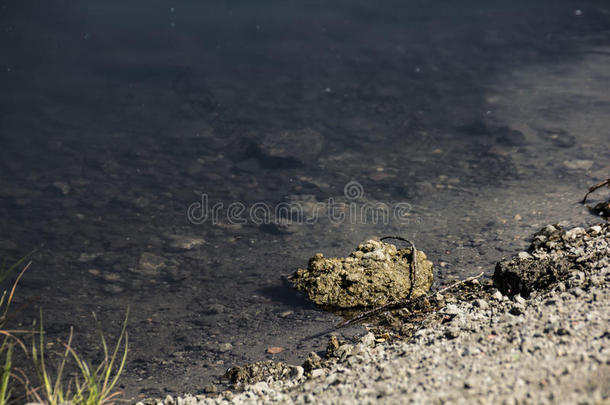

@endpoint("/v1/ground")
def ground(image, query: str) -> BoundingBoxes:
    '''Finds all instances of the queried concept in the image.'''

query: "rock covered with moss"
[291,240,434,309]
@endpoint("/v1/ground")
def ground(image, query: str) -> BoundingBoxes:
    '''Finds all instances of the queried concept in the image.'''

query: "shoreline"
[136,221,609,404]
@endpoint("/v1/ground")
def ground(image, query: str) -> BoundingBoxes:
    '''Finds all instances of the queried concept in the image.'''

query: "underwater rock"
[164,234,206,251]
[133,252,166,277]
[258,128,324,166]
[291,240,434,309]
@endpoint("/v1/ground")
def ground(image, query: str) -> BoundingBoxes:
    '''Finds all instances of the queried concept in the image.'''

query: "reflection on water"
[1,0,609,399]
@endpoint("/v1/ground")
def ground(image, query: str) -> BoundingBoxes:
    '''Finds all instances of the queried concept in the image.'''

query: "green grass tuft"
[0,256,129,405]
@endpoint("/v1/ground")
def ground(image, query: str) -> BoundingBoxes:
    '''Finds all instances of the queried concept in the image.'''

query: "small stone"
[218,343,233,353]
[203,385,217,394]
[289,366,304,379]
[518,251,532,260]
[310,368,326,379]
[543,224,557,233]
[258,128,324,165]
[360,332,376,348]
[302,352,323,372]
[491,290,504,301]
[443,303,460,316]
[102,284,124,294]
[78,252,101,262]
[165,235,206,251]
[52,181,71,195]
[444,327,460,339]
[250,382,269,394]
[207,303,225,314]
[564,227,585,240]
[133,253,166,277]
[473,299,489,310]
[563,159,593,170]
[509,304,524,316]
[590,275,603,287]
[514,294,526,305]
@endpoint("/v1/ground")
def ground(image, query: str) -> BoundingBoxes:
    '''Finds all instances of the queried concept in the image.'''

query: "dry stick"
[337,271,485,328]
[581,178,610,204]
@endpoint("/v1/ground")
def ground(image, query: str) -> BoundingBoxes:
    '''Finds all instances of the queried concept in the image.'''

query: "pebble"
[133,252,166,277]
[473,299,489,310]
[491,290,504,301]
[289,366,304,379]
[52,181,71,195]
[218,343,232,353]
[443,303,460,316]
[514,294,526,305]
[165,235,206,251]
[279,310,294,318]
[562,159,593,170]
[360,332,376,348]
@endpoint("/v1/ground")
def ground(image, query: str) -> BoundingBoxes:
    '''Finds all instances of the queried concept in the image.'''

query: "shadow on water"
[1,0,609,400]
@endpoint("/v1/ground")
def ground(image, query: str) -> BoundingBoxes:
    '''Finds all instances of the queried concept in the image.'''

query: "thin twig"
[337,272,485,328]
[581,178,610,204]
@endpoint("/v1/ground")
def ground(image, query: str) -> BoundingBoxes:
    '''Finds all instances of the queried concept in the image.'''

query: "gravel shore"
[138,222,609,405]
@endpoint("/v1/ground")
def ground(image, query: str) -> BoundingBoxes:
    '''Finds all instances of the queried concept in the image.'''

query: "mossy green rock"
[292,240,434,309]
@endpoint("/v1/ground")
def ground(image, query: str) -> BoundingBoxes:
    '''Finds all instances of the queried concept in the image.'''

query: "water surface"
[1,0,609,400]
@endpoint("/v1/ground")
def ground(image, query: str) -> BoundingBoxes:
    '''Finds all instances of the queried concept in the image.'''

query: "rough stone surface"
[494,223,610,297]
[291,240,434,309]
[224,361,293,388]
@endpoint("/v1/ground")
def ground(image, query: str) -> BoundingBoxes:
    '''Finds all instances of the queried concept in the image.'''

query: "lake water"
[1,0,609,401]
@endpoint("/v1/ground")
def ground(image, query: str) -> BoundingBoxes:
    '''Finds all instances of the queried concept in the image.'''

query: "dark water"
[1,0,609,401]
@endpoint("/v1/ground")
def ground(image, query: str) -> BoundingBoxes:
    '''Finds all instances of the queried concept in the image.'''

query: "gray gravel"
[138,223,609,405]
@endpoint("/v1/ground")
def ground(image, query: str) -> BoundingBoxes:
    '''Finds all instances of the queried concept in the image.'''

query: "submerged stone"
[291,240,434,309]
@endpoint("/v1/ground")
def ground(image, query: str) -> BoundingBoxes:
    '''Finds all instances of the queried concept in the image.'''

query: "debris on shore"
[137,222,609,405]
[290,239,434,309]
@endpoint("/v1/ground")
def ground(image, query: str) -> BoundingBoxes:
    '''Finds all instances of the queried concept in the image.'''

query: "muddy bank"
[140,221,609,404]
